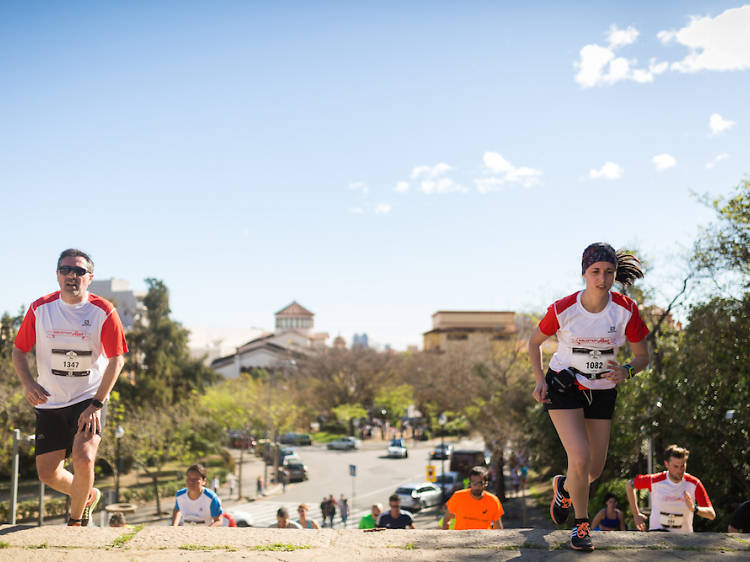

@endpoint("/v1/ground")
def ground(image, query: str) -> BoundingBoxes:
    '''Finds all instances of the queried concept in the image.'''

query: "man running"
[13,249,128,526]
[172,463,223,526]
[442,466,504,530]
[376,494,415,529]
[626,444,715,533]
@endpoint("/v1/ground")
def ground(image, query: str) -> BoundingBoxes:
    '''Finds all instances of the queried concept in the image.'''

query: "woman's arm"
[618,509,626,531]
[591,509,605,529]
[528,328,551,404]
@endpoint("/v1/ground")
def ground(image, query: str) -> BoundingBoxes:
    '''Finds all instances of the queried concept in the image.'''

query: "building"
[89,278,145,330]
[423,310,516,353]
[210,301,328,378]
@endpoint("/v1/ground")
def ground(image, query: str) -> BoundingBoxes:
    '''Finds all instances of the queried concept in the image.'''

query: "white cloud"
[659,6,750,73]
[348,181,369,195]
[652,153,677,170]
[477,152,543,192]
[374,203,392,214]
[574,37,668,87]
[349,206,364,214]
[420,178,468,195]
[395,181,409,193]
[589,162,624,180]
[607,25,639,48]
[705,153,729,169]
[410,162,454,180]
[709,113,735,135]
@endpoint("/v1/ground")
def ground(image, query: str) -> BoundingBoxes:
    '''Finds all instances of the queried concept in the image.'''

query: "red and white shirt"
[538,291,649,389]
[632,472,712,533]
[14,291,128,409]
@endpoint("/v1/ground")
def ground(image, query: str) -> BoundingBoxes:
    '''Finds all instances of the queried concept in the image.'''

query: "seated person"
[591,493,626,531]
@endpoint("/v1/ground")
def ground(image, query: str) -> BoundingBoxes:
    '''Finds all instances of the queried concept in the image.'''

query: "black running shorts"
[543,368,617,420]
[34,399,107,457]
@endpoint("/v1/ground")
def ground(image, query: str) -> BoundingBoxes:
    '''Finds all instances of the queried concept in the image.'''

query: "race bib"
[659,511,684,529]
[570,347,614,374]
[51,349,92,376]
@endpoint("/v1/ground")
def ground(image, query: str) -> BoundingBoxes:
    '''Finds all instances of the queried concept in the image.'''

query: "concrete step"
[0,525,748,560]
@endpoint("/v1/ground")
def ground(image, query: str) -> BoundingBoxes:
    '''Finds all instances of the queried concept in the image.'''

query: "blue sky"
[1,1,748,350]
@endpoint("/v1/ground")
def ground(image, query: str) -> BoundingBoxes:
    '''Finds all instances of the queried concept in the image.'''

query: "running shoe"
[570,519,594,551]
[81,487,101,527]
[550,475,571,526]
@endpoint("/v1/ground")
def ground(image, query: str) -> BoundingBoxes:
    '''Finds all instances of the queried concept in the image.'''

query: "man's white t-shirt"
[15,291,128,408]
[174,488,222,524]
[633,472,712,533]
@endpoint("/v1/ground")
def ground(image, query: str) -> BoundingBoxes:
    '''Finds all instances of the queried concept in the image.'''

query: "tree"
[374,384,414,427]
[122,279,219,408]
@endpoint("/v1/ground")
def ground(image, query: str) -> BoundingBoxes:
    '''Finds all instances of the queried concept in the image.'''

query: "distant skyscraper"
[351,333,369,349]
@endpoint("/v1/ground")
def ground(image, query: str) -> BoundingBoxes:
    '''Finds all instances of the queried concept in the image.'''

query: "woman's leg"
[549,409,591,519]
[584,418,611,483]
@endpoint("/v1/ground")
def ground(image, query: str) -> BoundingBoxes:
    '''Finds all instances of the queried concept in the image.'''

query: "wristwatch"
[623,363,635,379]
[91,398,104,410]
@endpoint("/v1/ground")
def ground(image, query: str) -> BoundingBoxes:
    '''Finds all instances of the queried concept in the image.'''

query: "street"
[224,437,484,528]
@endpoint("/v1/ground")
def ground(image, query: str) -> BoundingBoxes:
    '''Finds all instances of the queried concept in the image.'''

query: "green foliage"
[121,278,219,409]
[374,384,414,423]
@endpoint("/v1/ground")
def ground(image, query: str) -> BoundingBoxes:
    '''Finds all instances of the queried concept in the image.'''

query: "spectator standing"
[442,466,503,530]
[226,472,236,498]
[256,476,264,497]
[320,497,328,527]
[171,463,223,526]
[510,468,520,497]
[626,444,715,533]
[212,475,220,494]
[358,504,382,529]
[591,493,626,531]
[340,494,349,527]
[376,494,415,529]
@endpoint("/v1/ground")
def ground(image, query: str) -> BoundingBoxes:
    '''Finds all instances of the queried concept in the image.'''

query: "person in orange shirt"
[442,466,504,530]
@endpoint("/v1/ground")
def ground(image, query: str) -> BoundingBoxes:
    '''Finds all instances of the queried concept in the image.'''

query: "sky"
[1,1,748,350]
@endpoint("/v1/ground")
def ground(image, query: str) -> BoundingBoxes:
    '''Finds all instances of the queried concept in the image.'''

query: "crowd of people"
[11,247,749,549]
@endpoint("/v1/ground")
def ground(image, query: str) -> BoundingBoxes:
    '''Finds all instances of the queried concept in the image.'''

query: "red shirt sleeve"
[632,474,652,491]
[14,306,37,353]
[101,309,128,358]
[625,303,649,342]
[538,304,559,336]
[694,480,712,508]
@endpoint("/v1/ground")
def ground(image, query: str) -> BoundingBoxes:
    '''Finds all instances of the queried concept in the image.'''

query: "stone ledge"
[0,525,748,561]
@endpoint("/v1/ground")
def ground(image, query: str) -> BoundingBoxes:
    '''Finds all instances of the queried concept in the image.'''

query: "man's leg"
[36,449,73,495]
[69,430,102,519]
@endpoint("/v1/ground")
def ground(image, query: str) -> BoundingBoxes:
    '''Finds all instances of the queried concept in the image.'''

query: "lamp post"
[115,425,125,503]
[438,413,447,504]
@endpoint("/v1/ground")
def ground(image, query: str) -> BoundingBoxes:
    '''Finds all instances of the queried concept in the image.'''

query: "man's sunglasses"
[58,266,90,277]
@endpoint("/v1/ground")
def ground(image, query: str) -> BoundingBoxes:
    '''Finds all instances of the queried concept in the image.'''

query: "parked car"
[386,438,408,458]
[435,470,462,500]
[394,482,443,511]
[283,458,309,482]
[326,436,361,450]
[226,509,254,527]
[280,432,313,446]
[430,443,453,460]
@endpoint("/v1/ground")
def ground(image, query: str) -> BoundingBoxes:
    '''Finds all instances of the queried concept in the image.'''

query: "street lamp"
[438,413,447,504]
[115,425,125,503]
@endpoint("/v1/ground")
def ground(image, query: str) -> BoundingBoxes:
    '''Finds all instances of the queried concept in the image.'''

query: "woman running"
[528,242,650,551]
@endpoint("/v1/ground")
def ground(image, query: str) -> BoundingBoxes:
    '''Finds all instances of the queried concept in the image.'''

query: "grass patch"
[252,543,312,552]
[0,541,8,548]
[403,542,417,550]
[25,542,48,549]
[179,544,237,551]
[110,524,144,548]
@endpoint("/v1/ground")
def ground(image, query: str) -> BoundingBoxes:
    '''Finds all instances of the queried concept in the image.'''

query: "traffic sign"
[426,465,436,482]
[349,464,356,477]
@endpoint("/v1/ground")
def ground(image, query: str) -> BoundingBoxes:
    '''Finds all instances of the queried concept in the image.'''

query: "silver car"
[326,436,361,450]
[394,482,443,511]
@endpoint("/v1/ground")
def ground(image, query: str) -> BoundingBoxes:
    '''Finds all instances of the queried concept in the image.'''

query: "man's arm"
[209,515,222,527]
[625,479,647,531]
[77,355,125,433]
[493,517,503,529]
[171,507,181,526]
[12,348,51,406]
[441,511,453,530]
[683,492,715,521]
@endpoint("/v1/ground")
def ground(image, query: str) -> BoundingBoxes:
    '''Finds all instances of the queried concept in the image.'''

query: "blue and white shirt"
[174,487,222,524]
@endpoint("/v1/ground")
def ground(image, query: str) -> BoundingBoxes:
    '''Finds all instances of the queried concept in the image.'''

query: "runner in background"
[442,466,503,530]
[528,242,650,551]
[626,444,715,533]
